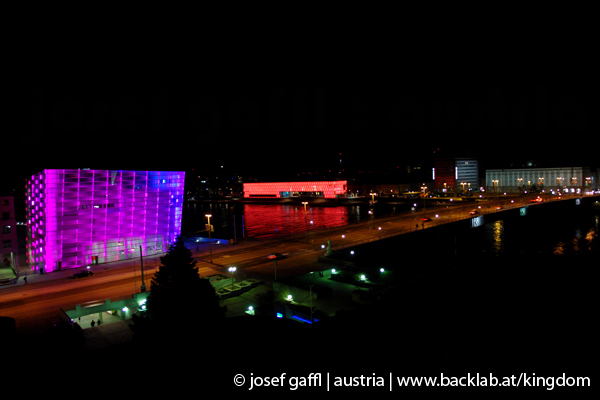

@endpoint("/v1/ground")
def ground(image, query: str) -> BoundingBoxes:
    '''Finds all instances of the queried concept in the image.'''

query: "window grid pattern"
[26,169,184,272]
[243,181,347,199]
[486,167,593,191]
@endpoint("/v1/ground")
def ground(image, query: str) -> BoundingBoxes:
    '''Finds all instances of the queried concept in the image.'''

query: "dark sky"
[3,64,598,200]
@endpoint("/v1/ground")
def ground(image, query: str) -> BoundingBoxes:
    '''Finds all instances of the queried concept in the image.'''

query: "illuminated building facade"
[243,181,347,199]
[26,169,184,273]
[485,167,598,193]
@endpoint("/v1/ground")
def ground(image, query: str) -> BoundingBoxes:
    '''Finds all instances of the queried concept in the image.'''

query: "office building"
[1,194,19,269]
[25,169,184,273]
[486,167,598,193]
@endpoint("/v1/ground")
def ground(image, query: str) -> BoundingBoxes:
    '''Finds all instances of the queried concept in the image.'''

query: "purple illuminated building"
[25,169,185,273]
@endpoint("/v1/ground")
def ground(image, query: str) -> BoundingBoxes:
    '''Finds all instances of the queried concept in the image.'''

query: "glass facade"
[243,181,348,199]
[455,158,479,190]
[25,169,185,273]
[485,167,597,193]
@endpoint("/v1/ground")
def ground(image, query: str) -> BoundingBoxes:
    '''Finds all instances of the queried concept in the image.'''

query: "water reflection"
[243,204,349,239]
[554,227,597,256]
[483,220,505,256]
[181,201,412,239]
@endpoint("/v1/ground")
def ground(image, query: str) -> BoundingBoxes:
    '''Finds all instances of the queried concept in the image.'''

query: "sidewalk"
[0,236,266,290]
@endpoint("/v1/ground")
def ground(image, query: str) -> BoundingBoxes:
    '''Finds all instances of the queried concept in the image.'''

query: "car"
[496,206,503,210]
[421,217,430,222]
[72,269,93,279]
[267,253,288,260]
[469,209,479,215]
[531,197,543,203]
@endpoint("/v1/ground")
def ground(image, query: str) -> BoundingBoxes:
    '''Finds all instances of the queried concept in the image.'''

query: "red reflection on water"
[243,204,349,238]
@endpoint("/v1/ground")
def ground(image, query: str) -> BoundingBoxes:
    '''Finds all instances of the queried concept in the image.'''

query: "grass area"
[0,267,16,280]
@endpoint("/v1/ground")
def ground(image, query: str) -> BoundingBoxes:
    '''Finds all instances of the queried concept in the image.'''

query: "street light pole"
[205,214,213,263]
[139,245,146,292]
[369,192,377,205]
[229,266,236,288]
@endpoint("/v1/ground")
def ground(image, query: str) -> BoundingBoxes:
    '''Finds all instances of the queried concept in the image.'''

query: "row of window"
[29,249,165,266]
[77,203,116,210]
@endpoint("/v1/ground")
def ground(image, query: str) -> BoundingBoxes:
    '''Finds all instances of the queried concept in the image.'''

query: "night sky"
[3,68,598,219]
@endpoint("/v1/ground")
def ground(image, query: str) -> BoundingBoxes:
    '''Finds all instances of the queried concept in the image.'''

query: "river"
[181,200,416,240]
[182,200,599,260]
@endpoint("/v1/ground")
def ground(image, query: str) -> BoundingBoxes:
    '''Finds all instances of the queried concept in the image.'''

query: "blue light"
[292,315,319,324]
[276,312,283,318]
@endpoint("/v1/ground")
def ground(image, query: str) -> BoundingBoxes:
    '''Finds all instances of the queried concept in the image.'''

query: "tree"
[132,236,226,342]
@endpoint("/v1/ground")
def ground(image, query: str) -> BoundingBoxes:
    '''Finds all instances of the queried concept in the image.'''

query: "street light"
[205,214,213,263]
[369,192,377,205]
[228,266,236,288]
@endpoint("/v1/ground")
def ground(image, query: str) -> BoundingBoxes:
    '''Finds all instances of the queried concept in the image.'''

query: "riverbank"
[185,196,370,206]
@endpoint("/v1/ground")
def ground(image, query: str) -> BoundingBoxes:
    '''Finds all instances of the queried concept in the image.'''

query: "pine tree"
[132,236,226,341]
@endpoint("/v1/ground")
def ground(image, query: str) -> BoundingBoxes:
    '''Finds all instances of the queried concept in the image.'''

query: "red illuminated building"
[243,181,348,199]
[433,158,456,192]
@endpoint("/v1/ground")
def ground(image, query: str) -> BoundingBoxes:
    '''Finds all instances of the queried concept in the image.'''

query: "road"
[0,193,592,335]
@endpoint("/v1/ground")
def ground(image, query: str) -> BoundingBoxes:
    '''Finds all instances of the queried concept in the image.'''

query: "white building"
[485,167,598,194]
[455,158,479,192]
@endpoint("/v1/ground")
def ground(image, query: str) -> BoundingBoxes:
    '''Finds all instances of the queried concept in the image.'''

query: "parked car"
[72,269,94,279]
